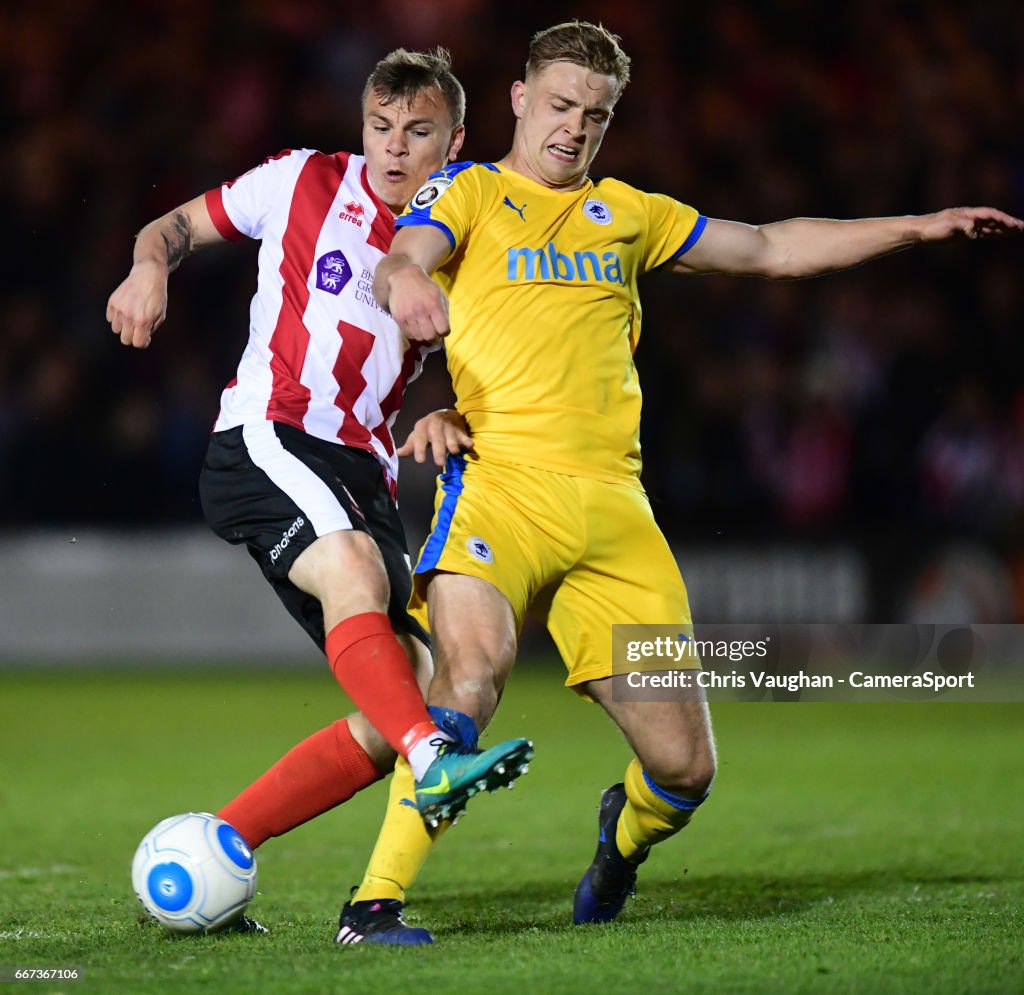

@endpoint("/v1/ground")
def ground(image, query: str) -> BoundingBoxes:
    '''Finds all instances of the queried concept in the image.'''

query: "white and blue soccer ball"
[131,812,257,933]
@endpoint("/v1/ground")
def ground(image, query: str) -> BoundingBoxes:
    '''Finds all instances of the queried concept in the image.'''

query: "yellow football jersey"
[399,162,705,483]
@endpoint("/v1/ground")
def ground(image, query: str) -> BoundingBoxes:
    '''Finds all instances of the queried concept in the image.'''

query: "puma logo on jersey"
[507,243,624,284]
[503,196,527,221]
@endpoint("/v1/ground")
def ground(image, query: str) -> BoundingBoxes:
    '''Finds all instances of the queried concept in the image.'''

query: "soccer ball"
[131,812,257,933]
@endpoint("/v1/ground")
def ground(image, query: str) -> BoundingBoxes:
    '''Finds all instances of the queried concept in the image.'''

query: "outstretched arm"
[373,225,454,344]
[106,194,226,349]
[671,207,1024,280]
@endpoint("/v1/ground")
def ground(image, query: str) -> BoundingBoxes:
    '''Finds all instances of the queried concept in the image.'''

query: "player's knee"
[680,757,716,799]
[646,752,716,801]
[292,530,389,608]
[331,530,387,579]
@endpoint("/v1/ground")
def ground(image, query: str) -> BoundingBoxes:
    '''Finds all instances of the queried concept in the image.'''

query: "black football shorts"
[199,421,428,651]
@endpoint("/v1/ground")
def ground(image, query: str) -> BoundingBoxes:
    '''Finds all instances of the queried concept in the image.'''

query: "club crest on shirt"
[466,536,494,564]
[315,250,353,295]
[411,176,453,210]
[583,199,613,225]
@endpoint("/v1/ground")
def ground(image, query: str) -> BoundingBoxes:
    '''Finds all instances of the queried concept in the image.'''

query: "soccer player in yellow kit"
[345,21,1023,940]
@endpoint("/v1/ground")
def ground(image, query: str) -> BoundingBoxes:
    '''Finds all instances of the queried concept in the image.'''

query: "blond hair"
[526,21,631,99]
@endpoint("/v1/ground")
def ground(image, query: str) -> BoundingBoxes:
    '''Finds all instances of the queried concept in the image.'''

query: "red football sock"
[218,718,384,849]
[325,612,436,757]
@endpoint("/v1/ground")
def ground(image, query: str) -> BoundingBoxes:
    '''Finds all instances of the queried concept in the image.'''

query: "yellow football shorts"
[411,454,696,688]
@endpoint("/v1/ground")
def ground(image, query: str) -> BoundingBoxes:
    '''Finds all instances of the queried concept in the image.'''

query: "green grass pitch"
[1,664,1022,994]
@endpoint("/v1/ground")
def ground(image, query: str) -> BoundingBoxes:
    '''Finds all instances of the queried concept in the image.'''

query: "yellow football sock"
[353,756,448,903]
[616,757,707,862]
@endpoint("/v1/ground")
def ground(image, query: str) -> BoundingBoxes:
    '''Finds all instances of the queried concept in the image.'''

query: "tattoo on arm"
[160,210,194,272]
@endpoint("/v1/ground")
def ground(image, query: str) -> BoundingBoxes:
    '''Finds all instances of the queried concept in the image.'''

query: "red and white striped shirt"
[205,149,430,491]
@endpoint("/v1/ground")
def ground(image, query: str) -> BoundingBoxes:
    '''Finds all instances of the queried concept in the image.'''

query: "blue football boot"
[573,782,647,925]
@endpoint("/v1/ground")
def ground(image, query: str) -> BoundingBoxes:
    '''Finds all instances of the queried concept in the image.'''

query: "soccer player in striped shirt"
[106,48,531,940]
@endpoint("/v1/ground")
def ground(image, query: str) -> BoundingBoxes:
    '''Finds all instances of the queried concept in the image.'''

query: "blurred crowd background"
[2,0,1023,620]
